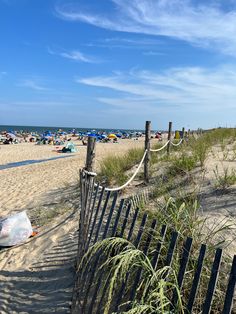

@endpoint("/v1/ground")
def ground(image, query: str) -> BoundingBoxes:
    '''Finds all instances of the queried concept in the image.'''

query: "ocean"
[0,125,144,134]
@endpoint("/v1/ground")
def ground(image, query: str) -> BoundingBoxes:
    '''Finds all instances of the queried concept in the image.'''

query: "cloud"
[56,0,236,56]
[0,71,7,79]
[77,65,236,112]
[48,47,100,63]
[84,37,163,50]
[19,79,48,91]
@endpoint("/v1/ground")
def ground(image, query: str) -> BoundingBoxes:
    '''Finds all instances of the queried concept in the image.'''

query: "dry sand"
[0,138,144,216]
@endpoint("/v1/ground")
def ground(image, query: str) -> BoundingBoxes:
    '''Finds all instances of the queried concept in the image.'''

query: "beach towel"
[0,211,33,246]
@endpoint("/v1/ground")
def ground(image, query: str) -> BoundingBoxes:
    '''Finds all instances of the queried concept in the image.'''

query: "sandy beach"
[0,138,145,217]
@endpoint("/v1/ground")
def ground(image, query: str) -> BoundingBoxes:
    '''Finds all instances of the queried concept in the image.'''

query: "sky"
[1,0,236,130]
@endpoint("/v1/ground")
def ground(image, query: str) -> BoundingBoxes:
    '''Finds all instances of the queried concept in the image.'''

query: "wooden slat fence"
[71,171,236,314]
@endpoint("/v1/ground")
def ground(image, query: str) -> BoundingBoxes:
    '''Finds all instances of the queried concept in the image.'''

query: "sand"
[0,138,144,216]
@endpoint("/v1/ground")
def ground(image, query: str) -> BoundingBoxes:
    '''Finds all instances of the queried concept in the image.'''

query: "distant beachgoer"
[82,139,87,146]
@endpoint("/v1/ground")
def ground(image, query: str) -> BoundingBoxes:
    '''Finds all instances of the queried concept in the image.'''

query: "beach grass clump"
[188,137,211,168]
[98,147,144,185]
[213,165,236,190]
[167,153,198,176]
[187,128,236,168]
[78,236,184,314]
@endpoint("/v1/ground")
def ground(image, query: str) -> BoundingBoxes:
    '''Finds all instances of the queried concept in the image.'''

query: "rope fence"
[170,138,183,147]
[83,123,185,193]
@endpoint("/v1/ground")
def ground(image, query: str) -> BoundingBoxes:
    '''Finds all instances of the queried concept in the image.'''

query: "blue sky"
[1,0,236,130]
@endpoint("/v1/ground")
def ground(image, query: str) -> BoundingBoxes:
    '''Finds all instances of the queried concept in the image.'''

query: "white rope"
[84,149,148,192]
[150,140,170,152]
[82,169,97,177]
[170,138,183,147]
[103,149,147,191]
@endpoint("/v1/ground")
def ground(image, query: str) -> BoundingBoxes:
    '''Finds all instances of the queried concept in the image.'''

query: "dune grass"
[97,147,145,185]
[97,128,236,188]
[213,165,236,190]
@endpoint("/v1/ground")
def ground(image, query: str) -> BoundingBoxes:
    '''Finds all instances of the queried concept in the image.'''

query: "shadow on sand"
[0,231,78,314]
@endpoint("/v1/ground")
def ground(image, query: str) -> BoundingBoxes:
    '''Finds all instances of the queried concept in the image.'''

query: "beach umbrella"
[108,134,117,139]
[7,132,17,138]
[115,133,122,138]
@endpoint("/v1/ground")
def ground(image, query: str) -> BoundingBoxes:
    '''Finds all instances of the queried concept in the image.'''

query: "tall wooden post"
[78,136,96,262]
[85,136,96,171]
[182,127,185,139]
[167,121,172,155]
[72,136,97,312]
[144,121,151,184]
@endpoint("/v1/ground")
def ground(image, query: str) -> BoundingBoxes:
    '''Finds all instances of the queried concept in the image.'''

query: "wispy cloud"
[48,47,101,63]
[84,37,163,50]
[143,51,165,56]
[0,71,7,79]
[19,79,48,91]
[77,66,236,112]
[56,0,236,56]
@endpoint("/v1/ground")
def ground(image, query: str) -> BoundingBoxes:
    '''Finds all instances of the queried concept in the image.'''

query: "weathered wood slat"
[202,248,222,314]
[110,199,125,237]
[171,237,193,307]
[133,213,148,247]
[84,176,96,243]
[152,224,167,270]
[87,184,99,240]
[93,191,111,244]
[102,192,118,239]
[87,187,105,248]
[165,231,179,267]
[118,203,132,237]
[186,244,207,313]
[222,255,236,314]
[127,207,139,241]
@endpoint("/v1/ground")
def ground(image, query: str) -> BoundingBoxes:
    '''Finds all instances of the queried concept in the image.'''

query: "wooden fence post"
[77,136,97,262]
[72,136,97,313]
[182,127,185,139]
[144,121,151,184]
[85,136,96,171]
[167,121,172,155]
